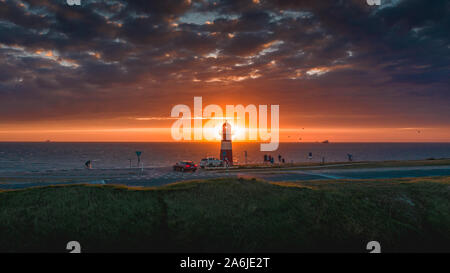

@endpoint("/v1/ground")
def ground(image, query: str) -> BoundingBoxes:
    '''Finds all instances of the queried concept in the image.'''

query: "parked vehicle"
[173,161,198,172]
[200,157,224,168]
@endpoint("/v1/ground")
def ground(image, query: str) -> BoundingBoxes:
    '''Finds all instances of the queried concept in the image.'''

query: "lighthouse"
[220,122,233,166]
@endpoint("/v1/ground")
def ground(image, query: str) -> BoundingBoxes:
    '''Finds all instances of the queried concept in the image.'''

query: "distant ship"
[321,140,329,144]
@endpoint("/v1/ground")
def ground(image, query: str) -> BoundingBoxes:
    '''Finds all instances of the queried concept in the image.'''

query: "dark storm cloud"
[126,0,192,18]
[0,0,50,29]
[0,0,448,124]
[222,32,273,56]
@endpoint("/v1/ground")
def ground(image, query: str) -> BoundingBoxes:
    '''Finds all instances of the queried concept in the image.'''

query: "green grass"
[0,176,449,252]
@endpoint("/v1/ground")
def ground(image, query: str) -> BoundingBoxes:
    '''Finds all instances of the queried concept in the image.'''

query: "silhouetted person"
[278,155,282,162]
[85,160,92,169]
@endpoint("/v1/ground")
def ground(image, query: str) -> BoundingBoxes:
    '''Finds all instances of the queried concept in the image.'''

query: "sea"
[0,142,449,172]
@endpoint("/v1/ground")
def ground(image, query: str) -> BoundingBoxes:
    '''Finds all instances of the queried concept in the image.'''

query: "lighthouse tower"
[220,122,233,166]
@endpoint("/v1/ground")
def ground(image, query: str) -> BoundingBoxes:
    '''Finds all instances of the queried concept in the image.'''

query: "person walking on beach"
[278,154,282,163]
[264,154,268,163]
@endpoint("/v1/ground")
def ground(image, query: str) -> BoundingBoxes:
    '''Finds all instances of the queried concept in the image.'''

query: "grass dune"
[0,176,449,252]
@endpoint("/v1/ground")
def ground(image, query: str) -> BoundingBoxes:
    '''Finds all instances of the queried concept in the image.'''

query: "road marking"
[291,170,344,179]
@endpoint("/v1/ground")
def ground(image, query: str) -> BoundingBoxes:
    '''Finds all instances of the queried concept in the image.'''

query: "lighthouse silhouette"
[220,121,233,166]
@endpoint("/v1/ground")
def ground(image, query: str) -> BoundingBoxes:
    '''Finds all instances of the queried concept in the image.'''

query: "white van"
[199,157,224,168]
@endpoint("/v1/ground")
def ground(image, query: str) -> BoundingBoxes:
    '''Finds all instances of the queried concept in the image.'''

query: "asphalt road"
[1,165,450,190]
[241,165,450,182]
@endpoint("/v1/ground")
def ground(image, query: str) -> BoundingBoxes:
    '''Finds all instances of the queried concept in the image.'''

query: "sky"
[0,0,449,142]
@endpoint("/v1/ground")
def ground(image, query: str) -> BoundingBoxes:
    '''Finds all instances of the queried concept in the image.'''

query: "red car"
[173,161,198,172]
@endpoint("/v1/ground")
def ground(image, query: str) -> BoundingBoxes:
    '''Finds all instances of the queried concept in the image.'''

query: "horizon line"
[0,141,450,144]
